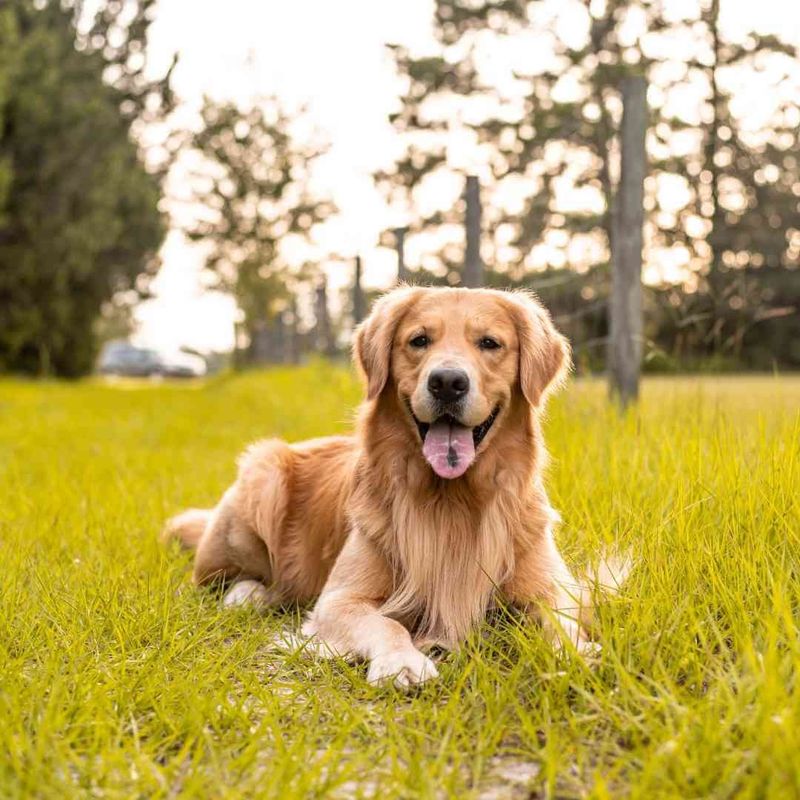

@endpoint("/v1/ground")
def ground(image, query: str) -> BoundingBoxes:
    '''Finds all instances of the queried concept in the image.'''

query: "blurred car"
[98,341,206,378]
[98,341,161,377]
[159,350,207,378]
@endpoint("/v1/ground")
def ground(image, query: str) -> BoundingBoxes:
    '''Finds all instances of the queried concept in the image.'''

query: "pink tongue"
[422,419,476,479]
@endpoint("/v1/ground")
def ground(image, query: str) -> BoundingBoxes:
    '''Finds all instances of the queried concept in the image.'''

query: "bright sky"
[134,0,434,352]
[133,0,800,354]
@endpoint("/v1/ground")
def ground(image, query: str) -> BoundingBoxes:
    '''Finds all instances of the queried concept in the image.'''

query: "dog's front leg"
[302,530,438,688]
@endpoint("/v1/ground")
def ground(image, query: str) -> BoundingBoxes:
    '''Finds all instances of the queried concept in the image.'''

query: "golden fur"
[164,286,594,686]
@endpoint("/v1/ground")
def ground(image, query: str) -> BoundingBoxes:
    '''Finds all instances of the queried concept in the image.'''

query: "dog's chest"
[380,494,516,645]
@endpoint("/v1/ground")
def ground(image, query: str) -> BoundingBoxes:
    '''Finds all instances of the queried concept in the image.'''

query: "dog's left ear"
[353,286,422,401]
[506,291,571,407]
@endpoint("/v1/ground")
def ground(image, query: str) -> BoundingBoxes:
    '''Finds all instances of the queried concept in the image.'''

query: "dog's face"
[355,287,569,479]
[393,292,517,479]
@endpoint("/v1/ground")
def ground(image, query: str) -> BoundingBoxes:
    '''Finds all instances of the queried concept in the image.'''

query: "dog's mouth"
[407,402,501,480]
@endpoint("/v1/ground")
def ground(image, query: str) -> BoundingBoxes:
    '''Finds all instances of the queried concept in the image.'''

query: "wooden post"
[463,175,484,287]
[232,318,243,369]
[275,311,288,364]
[315,277,335,357]
[394,227,409,284]
[353,255,366,325]
[249,322,269,363]
[285,297,299,364]
[609,75,647,407]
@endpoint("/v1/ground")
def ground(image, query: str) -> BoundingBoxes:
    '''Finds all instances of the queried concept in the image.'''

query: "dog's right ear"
[353,286,421,401]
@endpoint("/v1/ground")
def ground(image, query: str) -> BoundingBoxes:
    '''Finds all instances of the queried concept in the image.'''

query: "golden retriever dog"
[164,286,596,687]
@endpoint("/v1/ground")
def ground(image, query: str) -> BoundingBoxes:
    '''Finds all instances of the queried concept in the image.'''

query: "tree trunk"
[249,321,270,364]
[705,0,726,351]
[609,76,647,407]
[463,175,483,287]
[394,227,408,284]
[315,278,336,357]
[353,255,365,325]
[285,299,299,364]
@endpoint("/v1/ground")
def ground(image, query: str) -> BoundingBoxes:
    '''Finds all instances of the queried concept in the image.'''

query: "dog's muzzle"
[408,402,501,480]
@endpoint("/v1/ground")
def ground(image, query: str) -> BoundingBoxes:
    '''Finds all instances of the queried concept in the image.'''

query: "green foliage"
[81,0,178,177]
[378,0,646,275]
[83,0,176,122]
[651,0,799,313]
[0,7,17,223]
[647,265,800,370]
[380,0,800,305]
[0,0,166,377]
[0,369,799,796]
[184,99,335,353]
[500,264,800,372]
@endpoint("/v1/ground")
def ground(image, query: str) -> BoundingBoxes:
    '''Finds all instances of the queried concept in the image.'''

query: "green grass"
[1,366,799,799]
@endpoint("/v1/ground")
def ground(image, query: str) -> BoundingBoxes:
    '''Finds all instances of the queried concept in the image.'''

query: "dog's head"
[354,286,570,479]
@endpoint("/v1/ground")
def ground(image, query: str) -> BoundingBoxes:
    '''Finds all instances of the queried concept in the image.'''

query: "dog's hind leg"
[165,439,291,611]
[504,519,595,657]
[191,487,277,610]
[222,579,280,611]
[539,554,597,657]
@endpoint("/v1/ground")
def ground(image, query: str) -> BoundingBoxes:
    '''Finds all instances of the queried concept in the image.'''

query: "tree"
[377,0,646,280]
[183,98,334,359]
[648,0,799,354]
[379,0,799,363]
[0,7,17,224]
[80,0,178,176]
[0,0,165,377]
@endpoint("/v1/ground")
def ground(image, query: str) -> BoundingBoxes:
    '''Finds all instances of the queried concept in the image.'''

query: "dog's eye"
[478,336,501,351]
[409,335,430,349]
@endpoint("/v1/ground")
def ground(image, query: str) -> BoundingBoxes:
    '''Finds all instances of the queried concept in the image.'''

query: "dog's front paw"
[367,648,439,688]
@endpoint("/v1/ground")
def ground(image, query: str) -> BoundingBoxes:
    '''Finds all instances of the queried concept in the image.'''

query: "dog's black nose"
[428,368,470,405]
